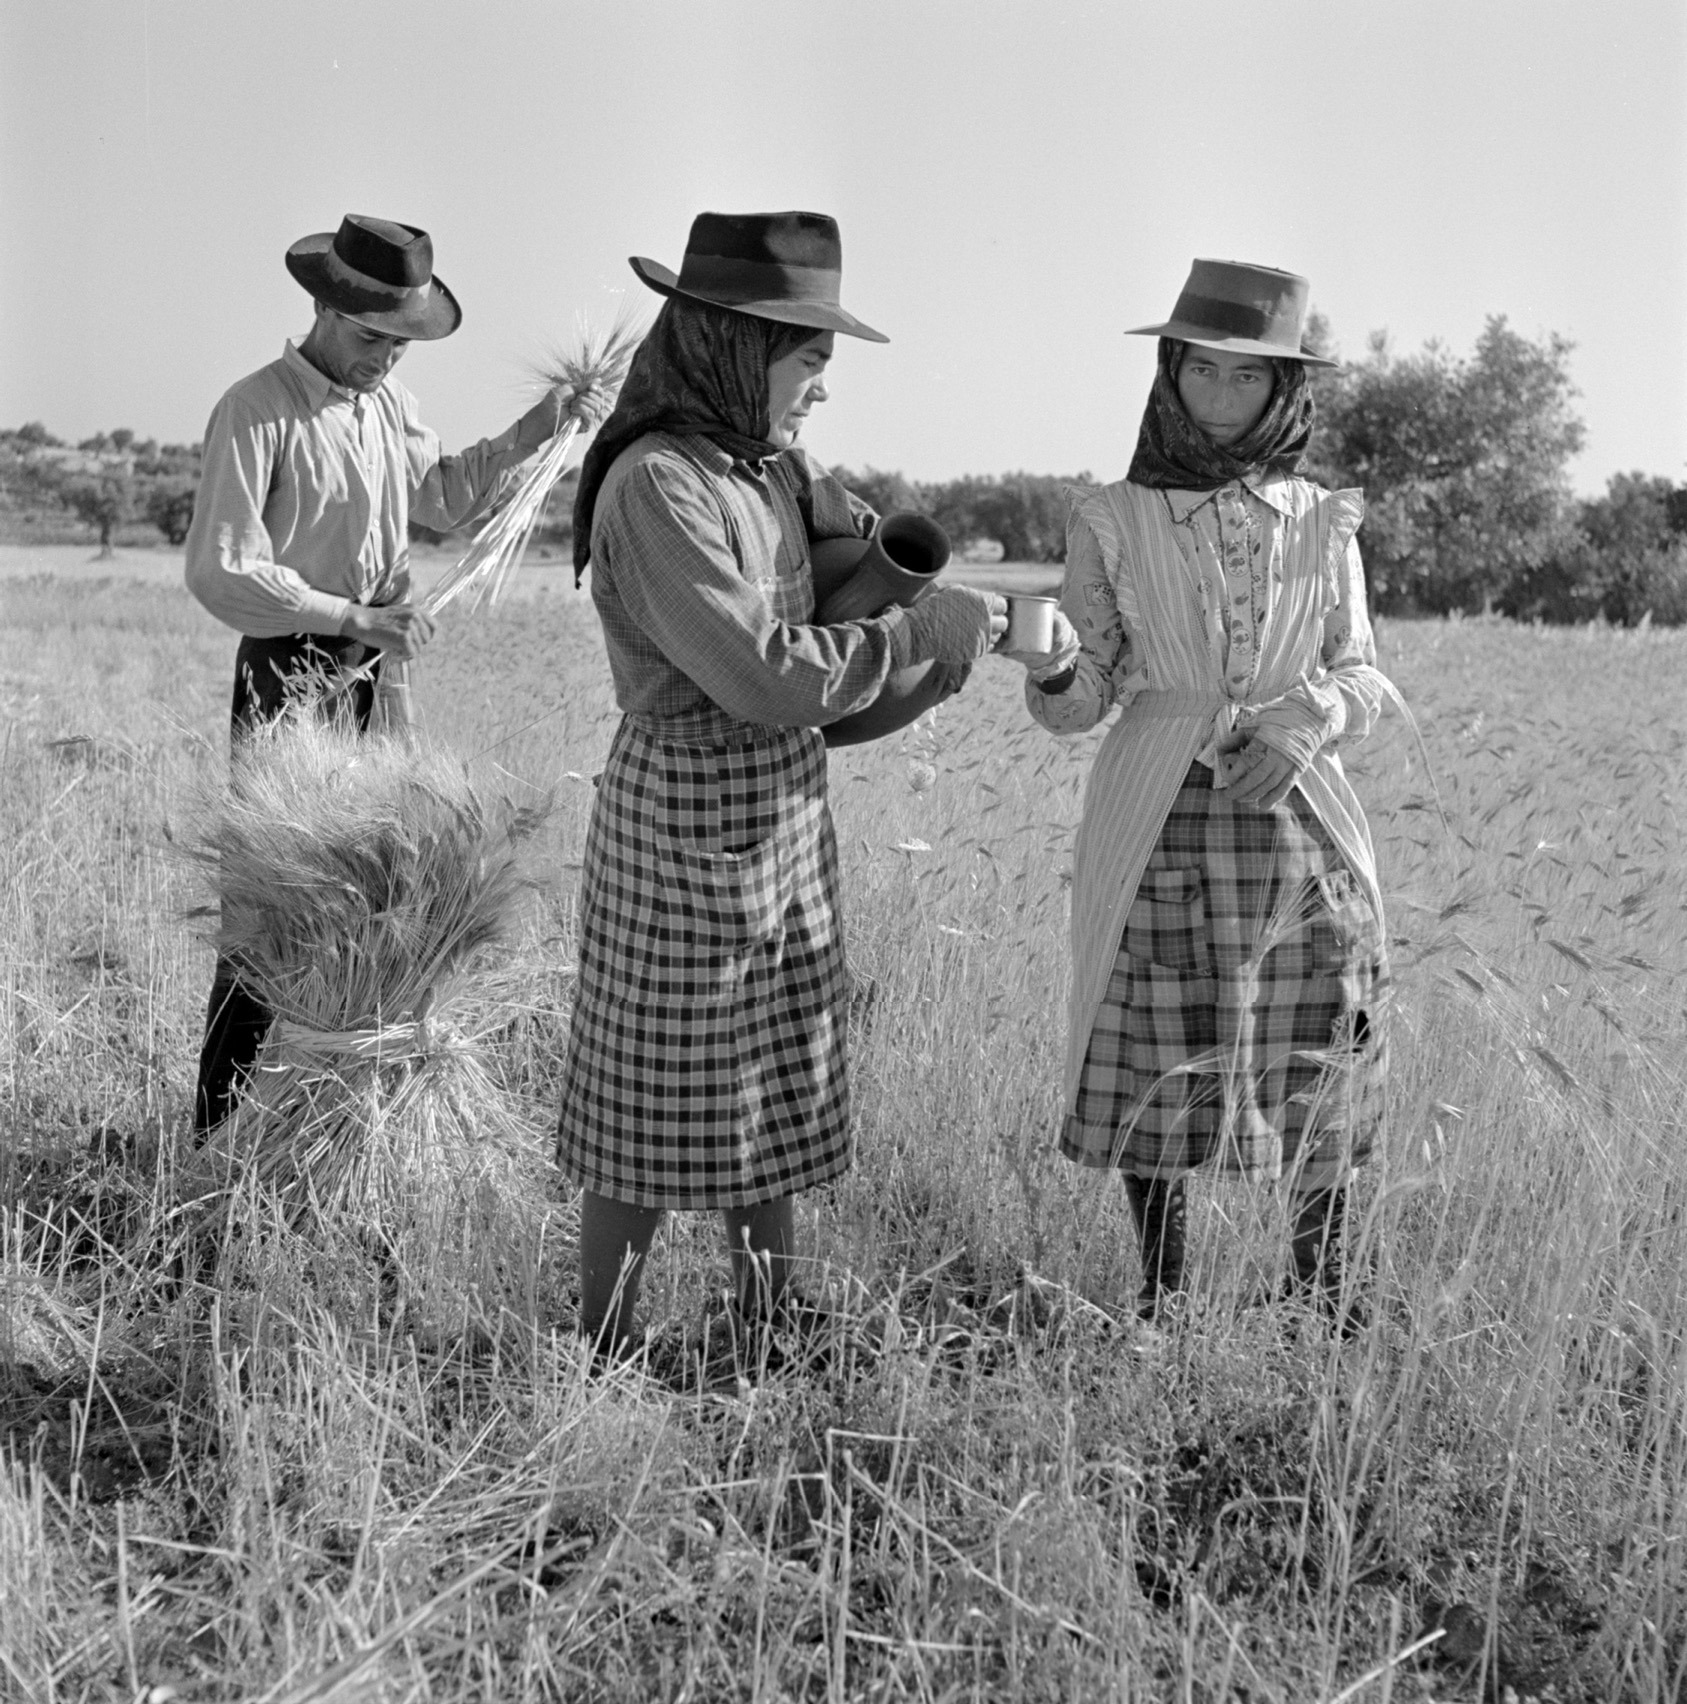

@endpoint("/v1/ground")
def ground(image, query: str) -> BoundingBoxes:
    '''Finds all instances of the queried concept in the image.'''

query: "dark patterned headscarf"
[573,297,818,580]
[1125,338,1315,491]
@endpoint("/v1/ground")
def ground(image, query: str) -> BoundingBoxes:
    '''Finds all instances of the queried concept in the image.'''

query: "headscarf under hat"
[573,297,818,580]
[1125,338,1316,491]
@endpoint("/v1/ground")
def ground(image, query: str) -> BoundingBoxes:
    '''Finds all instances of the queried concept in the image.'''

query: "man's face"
[307,305,411,392]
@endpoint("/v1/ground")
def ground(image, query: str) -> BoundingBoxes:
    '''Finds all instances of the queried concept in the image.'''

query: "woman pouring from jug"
[558,209,1074,1363]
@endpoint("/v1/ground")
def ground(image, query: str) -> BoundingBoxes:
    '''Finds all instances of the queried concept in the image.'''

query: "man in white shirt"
[184,211,599,1133]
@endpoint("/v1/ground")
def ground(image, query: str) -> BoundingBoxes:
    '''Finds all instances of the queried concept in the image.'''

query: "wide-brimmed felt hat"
[630,211,888,343]
[1127,258,1335,367]
[285,214,462,341]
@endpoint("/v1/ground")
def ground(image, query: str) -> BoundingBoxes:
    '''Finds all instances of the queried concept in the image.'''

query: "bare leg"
[579,1191,664,1355]
[721,1197,797,1321]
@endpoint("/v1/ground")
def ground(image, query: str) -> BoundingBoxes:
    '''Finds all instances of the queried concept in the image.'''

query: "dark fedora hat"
[285,214,462,341]
[630,211,888,343]
[1128,258,1335,367]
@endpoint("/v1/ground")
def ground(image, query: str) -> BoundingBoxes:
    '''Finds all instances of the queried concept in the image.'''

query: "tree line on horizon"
[3,314,1684,622]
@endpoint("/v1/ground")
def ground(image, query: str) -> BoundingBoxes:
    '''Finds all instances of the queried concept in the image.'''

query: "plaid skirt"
[1062,762,1389,1189]
[556,708,851,1209]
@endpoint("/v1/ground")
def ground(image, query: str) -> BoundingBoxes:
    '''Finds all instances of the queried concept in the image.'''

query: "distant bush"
[145,478,197,546]
[832,466,1088,563]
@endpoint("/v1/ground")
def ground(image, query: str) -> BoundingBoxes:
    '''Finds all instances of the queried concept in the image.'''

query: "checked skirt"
[1061,762,1389,1190]
[556,708,851,1209]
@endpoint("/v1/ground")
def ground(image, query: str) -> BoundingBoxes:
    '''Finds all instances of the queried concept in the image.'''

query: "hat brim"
[1125,321,1337,368]
[629,256,889,344]
[286,234,462,341]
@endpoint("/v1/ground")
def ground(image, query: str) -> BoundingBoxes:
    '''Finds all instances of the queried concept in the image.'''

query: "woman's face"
[1176,346,1277,446]
[766,331,835,447]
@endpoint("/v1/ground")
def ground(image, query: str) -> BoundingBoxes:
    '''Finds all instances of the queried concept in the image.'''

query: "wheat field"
[1,568,1682,1702]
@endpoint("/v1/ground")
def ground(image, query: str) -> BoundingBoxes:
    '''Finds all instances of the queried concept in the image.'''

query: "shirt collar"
[660,430,772,481]
[1163,471,1297,522]
[282,339,363,409]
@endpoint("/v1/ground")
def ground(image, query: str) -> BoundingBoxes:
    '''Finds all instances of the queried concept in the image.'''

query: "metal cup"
[1001,595,1057,654]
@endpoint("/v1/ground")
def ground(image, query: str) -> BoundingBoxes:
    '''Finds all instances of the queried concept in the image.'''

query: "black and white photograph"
[1,3,1683,1699]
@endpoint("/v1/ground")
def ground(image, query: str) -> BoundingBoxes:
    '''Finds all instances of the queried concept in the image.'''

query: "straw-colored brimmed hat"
[285,214,462,341]
[1128,258,1335,367]
[630,211,888,343]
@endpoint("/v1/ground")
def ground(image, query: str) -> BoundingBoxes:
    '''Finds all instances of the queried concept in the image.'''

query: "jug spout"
[812,512,952,624]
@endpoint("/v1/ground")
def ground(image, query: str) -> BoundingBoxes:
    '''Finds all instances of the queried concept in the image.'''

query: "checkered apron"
[1061,761,1389,1190]
[556,703,851,1209]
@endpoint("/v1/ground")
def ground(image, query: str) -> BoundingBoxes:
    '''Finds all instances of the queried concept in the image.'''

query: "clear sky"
[2,0,1681,494]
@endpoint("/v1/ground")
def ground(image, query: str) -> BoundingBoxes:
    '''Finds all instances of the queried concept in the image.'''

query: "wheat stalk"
[422,318,642,617]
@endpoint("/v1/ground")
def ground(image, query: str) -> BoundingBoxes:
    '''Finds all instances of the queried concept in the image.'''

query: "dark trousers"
[191,633,380,1135]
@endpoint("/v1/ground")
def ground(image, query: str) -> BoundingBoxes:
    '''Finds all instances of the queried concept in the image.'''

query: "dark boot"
[1125,1175,1187,1320]
[1289,1187,1368,1337]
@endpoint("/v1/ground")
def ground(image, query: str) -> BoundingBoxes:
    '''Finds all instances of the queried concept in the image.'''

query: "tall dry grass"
[1,569,1683,1701]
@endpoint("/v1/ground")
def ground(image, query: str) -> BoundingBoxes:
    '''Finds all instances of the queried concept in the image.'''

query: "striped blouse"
[1027,474,1391,1112]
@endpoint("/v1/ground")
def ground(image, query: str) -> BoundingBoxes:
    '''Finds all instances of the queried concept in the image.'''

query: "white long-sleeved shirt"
[184,341,532,637]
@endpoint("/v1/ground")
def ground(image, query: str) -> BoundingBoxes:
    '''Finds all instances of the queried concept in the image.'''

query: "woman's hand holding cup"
[998,601,1080,679]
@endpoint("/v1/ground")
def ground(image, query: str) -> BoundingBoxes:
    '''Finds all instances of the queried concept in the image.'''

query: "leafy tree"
[13,421,61,448]
[831,466,1093,563]
[62,474,138,557]
[831,465,930,518]
[1502,472,1687,625]
[1309,316,1585,614]
[927,473,1078,563]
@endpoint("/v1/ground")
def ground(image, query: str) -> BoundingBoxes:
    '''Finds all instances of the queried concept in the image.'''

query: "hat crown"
[683,211,842,275]
[674,211,845,306]
[1168,259,1310,350]
[333,215,435,289]
[628,210,886,342]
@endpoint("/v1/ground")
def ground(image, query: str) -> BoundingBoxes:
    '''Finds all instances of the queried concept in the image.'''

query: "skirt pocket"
[1311,866,1381,975]
[1121,866,1215,978]
[653,779,784,965]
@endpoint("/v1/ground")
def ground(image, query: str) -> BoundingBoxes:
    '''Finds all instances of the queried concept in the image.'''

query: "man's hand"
[1215,730,1301,810]
[514,382,614,454]
[340,602,437,660]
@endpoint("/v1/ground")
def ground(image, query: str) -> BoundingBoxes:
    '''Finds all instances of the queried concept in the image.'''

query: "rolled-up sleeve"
[405,402,532,534]
[601,456,902,727]
[183,397,351,638]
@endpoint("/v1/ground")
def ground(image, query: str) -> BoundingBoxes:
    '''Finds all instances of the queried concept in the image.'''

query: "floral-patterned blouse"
[1030,474,1376,773]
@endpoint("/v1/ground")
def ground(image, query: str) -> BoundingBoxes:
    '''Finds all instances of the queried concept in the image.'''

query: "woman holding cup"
[1026,260,1394,1332]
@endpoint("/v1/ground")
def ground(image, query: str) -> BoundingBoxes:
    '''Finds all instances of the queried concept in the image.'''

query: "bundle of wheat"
[180,716,553,1322]
[423,319,642,617]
